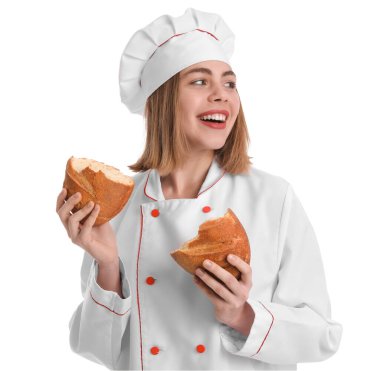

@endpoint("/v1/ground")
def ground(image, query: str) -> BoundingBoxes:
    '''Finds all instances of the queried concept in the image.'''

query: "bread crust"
[170,208,250,281]
[63,156,134,225]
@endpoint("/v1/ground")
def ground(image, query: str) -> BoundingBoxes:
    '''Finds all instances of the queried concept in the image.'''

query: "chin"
[202,140,227,151]
[213,142,227,150]
[188,135,228,151]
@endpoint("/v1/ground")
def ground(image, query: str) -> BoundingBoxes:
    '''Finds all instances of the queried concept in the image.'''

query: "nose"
[208,84,228,102]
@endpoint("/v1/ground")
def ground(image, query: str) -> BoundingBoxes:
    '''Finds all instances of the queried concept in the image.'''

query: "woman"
[57,8,342,370]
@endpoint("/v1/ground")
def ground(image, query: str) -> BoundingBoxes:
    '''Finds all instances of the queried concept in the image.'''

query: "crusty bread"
[170,209,250,281]
[63,156,134,225]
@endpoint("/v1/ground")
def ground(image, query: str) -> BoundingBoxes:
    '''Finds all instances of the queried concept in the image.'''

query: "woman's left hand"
[193,254,252,327]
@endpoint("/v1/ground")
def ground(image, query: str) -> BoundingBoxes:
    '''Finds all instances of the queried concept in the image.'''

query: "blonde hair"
[128,72,253,176]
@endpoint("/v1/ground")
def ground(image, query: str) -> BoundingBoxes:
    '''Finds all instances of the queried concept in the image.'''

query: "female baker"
[56,8,343,370]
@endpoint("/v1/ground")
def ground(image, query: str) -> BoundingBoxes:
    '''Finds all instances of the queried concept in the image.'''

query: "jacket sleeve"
[219,184,343,365]
[68,213,132,370]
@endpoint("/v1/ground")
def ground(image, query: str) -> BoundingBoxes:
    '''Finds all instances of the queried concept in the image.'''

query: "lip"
[197,110,230,119]
[199,120,227,130]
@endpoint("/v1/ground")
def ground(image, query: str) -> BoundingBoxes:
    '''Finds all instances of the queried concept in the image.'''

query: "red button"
[150,346,160,355]
[146,276,156,285]
[151,209,160,217]
[196,344,206,353]
[202,206,211,213]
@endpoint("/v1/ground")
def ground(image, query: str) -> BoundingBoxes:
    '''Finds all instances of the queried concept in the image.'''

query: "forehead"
[180,60,234,76]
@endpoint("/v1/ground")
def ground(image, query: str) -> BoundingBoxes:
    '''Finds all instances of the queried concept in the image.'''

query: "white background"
[1,0,379,370]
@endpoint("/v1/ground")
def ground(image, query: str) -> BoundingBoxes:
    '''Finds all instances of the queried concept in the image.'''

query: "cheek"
[232,94,241,112]
[178,89,202,110]
[231,100,241,122]
[178,95,202,125]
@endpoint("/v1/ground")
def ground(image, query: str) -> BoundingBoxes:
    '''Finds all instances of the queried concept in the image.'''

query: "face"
[178,60,240,153]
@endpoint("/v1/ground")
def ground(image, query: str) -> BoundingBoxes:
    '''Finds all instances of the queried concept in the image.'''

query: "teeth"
[200,113,227,122]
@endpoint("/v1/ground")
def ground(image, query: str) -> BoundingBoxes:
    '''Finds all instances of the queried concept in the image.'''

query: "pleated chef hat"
[119,8,235,115]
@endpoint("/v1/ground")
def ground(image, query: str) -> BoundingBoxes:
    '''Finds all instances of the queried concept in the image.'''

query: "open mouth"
[199,113,227,124]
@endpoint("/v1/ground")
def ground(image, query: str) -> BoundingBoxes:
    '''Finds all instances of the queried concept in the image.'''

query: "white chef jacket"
[68,156,343,370]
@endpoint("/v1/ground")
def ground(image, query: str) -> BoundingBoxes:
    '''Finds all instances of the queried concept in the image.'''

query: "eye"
[190,79,237,89]
[192,79,206,85]
[225,81,237,89]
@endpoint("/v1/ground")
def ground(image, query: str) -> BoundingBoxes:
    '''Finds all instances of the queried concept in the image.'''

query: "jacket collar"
[144,156,226,201]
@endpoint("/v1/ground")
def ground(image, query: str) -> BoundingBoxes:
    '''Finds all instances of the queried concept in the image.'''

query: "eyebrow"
[181,67,236,78]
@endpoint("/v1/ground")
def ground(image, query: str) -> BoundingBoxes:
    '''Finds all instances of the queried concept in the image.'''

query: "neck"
[160,151,215,199]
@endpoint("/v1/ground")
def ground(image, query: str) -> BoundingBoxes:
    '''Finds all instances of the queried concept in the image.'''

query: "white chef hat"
[119,8,235,115]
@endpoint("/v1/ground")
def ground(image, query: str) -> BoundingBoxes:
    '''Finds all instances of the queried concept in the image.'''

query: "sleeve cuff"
[219,298,274,357]
[87,257,132,316]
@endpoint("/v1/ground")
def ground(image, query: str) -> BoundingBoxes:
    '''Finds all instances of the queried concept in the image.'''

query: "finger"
[201,259,240,296]
[193,275,224,306]
[56,188,67,213]
[227,254,252,286]
[75,205,101,255]
[67,200,93,239]
[79,204,100,234]
[58,192,82,225]
[70,200,95,226]
[195,268,235,303]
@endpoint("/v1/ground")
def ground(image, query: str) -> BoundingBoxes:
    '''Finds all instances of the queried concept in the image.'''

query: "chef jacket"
[68,156,343,370]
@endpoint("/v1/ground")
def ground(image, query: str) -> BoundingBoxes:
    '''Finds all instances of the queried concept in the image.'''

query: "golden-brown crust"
[170,208,250,281]
[62,156,134,225]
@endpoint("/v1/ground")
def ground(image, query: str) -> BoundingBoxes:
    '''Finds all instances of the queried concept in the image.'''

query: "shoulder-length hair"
[128,72,253,176]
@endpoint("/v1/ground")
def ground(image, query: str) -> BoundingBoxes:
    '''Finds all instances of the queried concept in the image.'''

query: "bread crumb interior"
[72,158,132,185]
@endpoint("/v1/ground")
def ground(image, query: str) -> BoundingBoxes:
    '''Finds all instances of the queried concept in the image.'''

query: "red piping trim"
[158,32,186,47]
[136,206,144,370]
[251,301,275,357]
[89,290,130,316]
[195,28,219,41]
[158,29,219,48]
[144,169,226,201]
[144,170,157,201]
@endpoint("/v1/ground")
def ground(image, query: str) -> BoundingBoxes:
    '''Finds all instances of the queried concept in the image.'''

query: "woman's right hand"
[56,188,119,266]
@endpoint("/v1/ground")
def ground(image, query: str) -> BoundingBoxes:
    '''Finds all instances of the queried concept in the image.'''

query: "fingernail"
[228,254,235,261]
[203,260,212,267]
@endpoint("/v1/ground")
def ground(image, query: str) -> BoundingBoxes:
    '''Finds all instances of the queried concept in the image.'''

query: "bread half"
[63,156,134,225]
[170,208,250,281]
